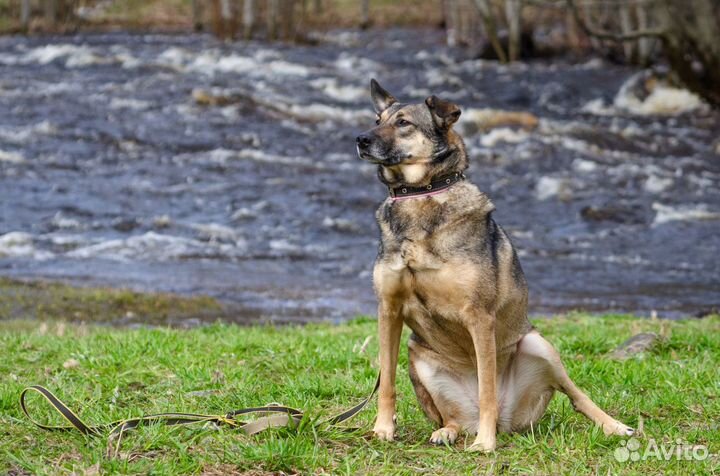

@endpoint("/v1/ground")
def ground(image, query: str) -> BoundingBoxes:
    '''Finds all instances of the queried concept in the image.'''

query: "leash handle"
[20,385,100,435]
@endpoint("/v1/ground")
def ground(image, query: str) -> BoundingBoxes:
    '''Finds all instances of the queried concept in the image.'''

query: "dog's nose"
[356,134,371,149]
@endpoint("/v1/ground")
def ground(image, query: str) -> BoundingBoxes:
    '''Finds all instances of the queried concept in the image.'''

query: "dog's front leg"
[465,311,498,452]
[373,299,404,441]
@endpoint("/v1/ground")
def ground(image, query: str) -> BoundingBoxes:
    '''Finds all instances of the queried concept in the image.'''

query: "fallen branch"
[567,0,667,41]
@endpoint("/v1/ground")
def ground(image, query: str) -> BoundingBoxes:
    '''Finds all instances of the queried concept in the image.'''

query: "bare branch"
[527,0,659,7]
[523,0,568,7]
[567,0,667,41]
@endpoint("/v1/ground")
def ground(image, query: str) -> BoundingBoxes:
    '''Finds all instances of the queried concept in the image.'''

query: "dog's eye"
[396,119,411,127]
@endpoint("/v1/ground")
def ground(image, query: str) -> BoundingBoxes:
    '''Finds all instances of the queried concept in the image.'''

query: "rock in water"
[610,332,659,360]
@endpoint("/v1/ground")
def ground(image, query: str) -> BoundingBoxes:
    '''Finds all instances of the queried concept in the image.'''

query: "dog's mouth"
[356,146,409,165]
[356,145,382,163]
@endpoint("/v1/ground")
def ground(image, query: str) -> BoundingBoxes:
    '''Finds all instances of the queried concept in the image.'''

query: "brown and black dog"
[356,79,634,452]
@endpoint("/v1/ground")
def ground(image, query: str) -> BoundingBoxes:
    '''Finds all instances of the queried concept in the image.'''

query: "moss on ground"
[0,278,226,326]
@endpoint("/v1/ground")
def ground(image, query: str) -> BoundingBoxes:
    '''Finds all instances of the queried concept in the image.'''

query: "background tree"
[568,0,720,107]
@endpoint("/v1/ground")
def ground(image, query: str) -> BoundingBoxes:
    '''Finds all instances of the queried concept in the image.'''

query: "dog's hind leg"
[408,334,478,445]
[505,331,634,436]
[497,344,555,433]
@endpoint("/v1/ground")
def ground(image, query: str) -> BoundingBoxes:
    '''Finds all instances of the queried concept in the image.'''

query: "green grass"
[1,309,718,474]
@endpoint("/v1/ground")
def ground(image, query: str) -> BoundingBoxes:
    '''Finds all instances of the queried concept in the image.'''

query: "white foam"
[479,128,529,147]
[269,239,301,253]
[185,51,310,78]
[567,253,648,265]
[109,98,152,110]
[572,158,598,173]
[0,150,25,163]
[0,121,57,145]
[652,203,720,226]
[66,231,244,261]
[580,98,614,116]
[402,85,432,98]
[424,69,462,88]
[644,175,673,193]
[310,78,365,103]
[157,47,191,68]
[205,54,256,74]
[583,73,706,117]
[187,222,244,245]
[231,200,268,221]
[535,176,569,201]
[284,102,371,123]
[614,73,705,116]
[0,232,53,260]
[50,212,81,230]
[322,216,360,233]
[24,44,106,68]
[265,60,310,77]
[334,53,382,74]
[178,148,324,169]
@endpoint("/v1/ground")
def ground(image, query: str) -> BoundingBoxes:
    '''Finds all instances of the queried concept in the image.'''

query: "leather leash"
[20,373,380,457]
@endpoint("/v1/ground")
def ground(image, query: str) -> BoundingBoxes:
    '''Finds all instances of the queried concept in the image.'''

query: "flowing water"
[1,28,718,323]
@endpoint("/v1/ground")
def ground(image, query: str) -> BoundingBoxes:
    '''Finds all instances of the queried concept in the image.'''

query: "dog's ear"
[370,79,397,114]
[425,95,461,129]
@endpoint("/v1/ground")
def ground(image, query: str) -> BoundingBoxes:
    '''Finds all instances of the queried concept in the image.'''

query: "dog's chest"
[380,199,448,269]
[375,200,479,313]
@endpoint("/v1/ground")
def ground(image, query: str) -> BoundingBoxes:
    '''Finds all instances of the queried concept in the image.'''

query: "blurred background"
[0,0,718,323]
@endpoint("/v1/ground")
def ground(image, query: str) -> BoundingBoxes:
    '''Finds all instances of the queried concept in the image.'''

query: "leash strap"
[20,374,380,453]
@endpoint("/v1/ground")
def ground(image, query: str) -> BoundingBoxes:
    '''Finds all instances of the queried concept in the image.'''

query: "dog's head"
[356,79,462,168]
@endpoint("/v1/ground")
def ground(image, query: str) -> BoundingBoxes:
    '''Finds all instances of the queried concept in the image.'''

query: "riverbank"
[1,299,718,474]
[0,0,442,35]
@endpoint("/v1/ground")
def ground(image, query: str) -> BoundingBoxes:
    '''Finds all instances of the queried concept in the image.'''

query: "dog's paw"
[604,420,635,437]
[430,427,458,445]
[467,433,496,453]
[372,422,397,442]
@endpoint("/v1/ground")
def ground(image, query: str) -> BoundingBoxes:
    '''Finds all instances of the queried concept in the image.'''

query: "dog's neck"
[377,134,469,189]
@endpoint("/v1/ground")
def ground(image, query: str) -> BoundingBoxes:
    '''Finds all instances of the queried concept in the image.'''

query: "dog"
[356,79,634,452]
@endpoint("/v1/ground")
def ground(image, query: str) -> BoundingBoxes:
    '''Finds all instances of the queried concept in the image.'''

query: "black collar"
[388,171,466,199]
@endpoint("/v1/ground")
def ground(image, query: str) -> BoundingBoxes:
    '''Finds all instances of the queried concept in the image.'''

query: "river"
[1,28,718,322]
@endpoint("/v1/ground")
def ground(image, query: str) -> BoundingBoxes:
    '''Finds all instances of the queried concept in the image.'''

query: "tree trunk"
[660,0,720,107]
[360,0,370,29]
[21,0,32,30]
[267,0,279,40]
[243,0,255,40]
[618,4,634,61]
[445,0,459,46]
[505,0,521,61]
[192,0,203,31]
[636,4,649,65]
[472,0,508,62]
[44,0,57,26]
[570,0,720,108]
[222,0,237,39]
[280,0,295,40]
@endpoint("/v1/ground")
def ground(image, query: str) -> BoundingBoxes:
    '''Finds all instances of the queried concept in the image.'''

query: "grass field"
[1,282,718,475]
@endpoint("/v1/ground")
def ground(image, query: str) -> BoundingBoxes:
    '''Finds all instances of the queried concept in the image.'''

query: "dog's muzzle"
[356,133,378,162]
[356,134,372,150]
